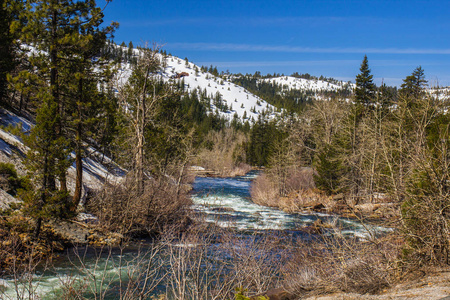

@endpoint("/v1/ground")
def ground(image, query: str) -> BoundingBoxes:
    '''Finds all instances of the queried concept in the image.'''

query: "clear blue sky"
[99,0,450,87]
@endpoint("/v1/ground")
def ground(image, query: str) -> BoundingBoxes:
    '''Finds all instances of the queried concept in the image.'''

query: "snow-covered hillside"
[262,76,355,94]
[429,86,450,101]
[113,46,360,121]
[0,108,126,207]
[115,50,278,122]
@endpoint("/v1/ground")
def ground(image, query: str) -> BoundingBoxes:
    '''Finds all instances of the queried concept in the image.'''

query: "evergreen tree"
[246,115,278,166]
[67,22,115,207]
[355,55,376,108]
[127,40,134,61]
[17,0,115,236]
[400,66,427,99]
[0,0,22,107]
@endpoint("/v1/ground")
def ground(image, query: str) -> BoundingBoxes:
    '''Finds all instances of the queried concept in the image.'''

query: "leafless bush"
[250,173,278,207]
[0,235,50,300]
[227,163,252,178]
[161,226,233,300]
[285,167,316,192]
[55,243,167,300]
[221,231,287,295]
[284,231,401,297]
[161,225,288,299]
[251,170,332,213]
[192,128,250,177]
[88,175,191,236]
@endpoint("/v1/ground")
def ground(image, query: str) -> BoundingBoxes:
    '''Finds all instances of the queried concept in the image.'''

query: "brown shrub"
[251,169,334,213]
[192,128,250,177]
[283,233,401,297]
[285,167,316,192]
[88,176,192,236]
[250,173,278,207]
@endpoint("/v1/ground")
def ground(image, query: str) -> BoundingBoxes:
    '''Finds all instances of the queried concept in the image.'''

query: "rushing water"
[0,172,391,299]
[191,171,390,238]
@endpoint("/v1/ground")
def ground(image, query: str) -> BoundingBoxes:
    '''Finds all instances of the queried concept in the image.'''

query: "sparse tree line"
[249,55,450,266]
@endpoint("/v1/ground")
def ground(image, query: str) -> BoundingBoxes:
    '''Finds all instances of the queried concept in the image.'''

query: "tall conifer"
[17,0,115,236]
[355,55,376,108]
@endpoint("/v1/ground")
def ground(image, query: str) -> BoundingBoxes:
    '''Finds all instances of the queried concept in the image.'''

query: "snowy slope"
[0,108,125,199]
[429,86,450,101]
[115,50,277,122]
[262,76,354,93]
[164,57,277,120]
[114,46,360,120]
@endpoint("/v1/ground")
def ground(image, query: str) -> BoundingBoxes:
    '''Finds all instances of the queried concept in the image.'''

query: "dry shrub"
[284,232,401,297]
[220,231,288,295]
[250,173,278,207]
[227,163,253,178]
[193,128,250,177]
[284,167,316,192]
[88,176,191,236]
[0,215,64,276]
[278,189,334,213]
[161,225,288,299]
[251,169,334,213]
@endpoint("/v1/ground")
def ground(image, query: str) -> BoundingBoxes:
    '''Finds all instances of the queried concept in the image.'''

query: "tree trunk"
[48,8,58,191]
[135,66,151,195]
[33,217,42,239]
[73,79,83,206]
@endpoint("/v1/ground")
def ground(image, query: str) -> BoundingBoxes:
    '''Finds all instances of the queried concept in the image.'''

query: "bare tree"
[117,44,170,194]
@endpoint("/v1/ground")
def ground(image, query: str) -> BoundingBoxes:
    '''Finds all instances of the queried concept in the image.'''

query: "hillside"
[262,75,355,94]
[113,45,357,121]
[0,108,126,210]
[115,49,278,122]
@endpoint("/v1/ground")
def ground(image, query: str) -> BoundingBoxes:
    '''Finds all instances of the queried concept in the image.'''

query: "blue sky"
[99,0,450,87]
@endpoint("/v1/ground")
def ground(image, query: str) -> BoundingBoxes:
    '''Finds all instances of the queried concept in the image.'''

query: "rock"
[211,207,235,213]
[308,202,325,211]
[76,212,99,224]
[188,166,205,171]
[0,188,19,210]
[354,203,381,213]
[332,193,344,201]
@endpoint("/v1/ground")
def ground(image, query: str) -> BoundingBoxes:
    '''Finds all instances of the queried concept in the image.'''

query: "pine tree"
[355,55,376,108]
[127,41,134,61]
[17,0,115,236]
[67,20,116,207]
[0,0,22,107]
[400,66,427,99]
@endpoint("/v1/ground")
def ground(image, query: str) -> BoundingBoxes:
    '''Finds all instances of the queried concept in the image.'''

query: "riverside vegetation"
[1,0,450,299]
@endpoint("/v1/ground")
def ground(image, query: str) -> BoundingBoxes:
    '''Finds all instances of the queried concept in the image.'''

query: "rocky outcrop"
[0,188,19,211]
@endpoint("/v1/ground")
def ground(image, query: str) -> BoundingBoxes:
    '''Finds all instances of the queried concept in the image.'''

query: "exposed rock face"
[0,188,18,210]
